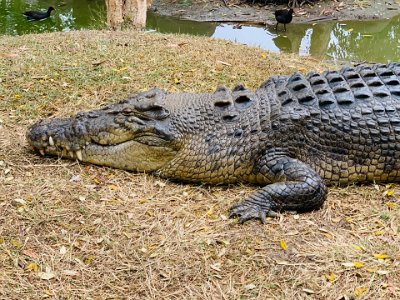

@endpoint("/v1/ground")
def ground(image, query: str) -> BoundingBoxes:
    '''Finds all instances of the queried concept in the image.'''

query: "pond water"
[1,0,399,63]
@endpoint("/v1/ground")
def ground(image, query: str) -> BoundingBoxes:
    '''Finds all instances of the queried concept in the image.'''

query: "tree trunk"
[105,0,152,30]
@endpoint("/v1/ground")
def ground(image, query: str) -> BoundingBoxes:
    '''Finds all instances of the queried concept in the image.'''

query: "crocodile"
[27,63,400,223]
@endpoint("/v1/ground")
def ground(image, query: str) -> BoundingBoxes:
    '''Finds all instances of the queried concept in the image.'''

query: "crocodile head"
[26,89,180,172]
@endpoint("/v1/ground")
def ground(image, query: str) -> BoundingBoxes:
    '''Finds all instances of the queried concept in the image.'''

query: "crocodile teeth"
[76,150,83,161]
[39,149,45,156]
[69,151,74,158]
[48,136,55,146]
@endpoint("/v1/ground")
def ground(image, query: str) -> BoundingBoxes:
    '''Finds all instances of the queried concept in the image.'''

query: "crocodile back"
[259,63,400,185]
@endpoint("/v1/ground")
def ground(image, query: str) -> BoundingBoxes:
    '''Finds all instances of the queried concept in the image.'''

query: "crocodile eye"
[122,107,134,115]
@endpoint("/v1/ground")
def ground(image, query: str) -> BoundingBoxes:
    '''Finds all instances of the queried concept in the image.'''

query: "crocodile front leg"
[230,155,327,223]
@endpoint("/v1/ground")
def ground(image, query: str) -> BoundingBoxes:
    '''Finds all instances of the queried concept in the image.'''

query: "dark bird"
[274,8,294,31]
[23,6,55,21]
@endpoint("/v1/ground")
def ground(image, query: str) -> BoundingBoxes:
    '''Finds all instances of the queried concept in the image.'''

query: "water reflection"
[147,11,216,36]
[213,15,400,63]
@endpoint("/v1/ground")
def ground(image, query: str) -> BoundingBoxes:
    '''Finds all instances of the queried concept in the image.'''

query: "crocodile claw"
[229,201,279,224]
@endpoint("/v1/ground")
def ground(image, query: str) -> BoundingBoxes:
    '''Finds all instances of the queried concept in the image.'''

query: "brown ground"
[0,30,399,299]
[151,0,400,24]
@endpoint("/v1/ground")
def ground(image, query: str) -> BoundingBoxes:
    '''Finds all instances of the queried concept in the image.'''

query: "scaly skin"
[27,63,400,223]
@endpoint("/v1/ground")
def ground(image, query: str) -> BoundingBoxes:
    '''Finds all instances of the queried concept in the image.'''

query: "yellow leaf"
[345,217,354,223]
[374,230,384,236]
[352,261,365,268]
[93,177,101,185]
[386,202,398,209]
[17,206,26,213]
[26,262,38,272]
[112,67,128,72]
[11,239,22,249]
[373,253,389,259]
[324,272,336,282]
[383,189,394,197]
[245,249,253,255]
[280,239,287,251]
[351,244,365,251]
[366,268,377,273]
[85,255,94,265]
[261,54,267,59]
[347,28,354,32]
[108,184,118,190]
[206,209,214,216]
[354,287,367,297]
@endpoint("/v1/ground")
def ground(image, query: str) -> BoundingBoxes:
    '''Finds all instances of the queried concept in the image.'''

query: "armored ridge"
[27,63,400,223]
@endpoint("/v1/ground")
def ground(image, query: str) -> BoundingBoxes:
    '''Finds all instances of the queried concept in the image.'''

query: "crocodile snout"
[27,118,88,160]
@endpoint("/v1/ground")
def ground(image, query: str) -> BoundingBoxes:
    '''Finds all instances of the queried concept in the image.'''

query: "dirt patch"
[151,0,400,24]
[1,30,399,299]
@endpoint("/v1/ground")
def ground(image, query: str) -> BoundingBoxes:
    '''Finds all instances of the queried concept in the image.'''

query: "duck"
[23,6,55,21]
[274,8,294,31]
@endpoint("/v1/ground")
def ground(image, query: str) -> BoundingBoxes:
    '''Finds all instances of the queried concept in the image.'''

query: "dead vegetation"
[0,30,399,299]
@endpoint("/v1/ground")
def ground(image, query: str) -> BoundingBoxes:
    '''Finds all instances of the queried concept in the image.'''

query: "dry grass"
[0,30,399,300]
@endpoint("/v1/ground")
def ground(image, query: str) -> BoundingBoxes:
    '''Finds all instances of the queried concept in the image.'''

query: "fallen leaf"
[210,263,222,272]
[22,249,38,259]
[280,239,287,251]
[383,190,394,197]
[60,246,67,255]
[351,244,364,251]
[325,272,336,282]
[0,53,18,58]
[26,262,38,272]
[386,202,398,209]
[38,272,55,280]
[342,261,365,268]
[216,60,232,66]
[11,239,22,249]
[245,249,253,255]
[352,261,365,268]
[302,288,315,294]
[62,270,79,276]
[244,283,256,290]
[374,253,389,259]
[85,255,94,265]
[354,287,367,297]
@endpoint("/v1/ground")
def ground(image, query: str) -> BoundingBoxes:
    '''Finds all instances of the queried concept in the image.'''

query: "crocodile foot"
[229,201,279,224]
